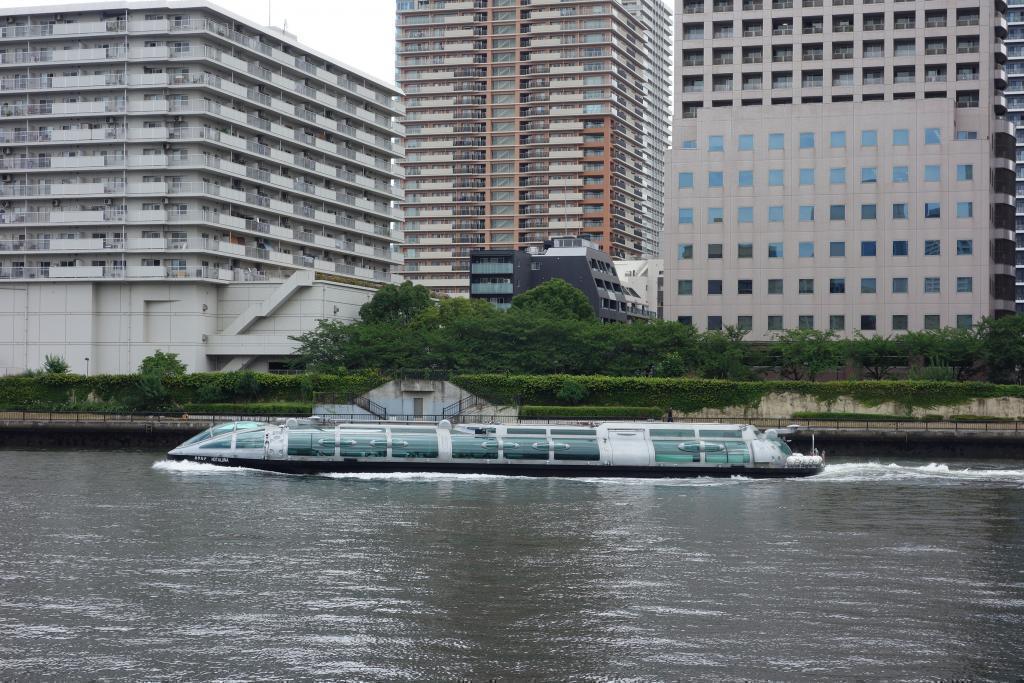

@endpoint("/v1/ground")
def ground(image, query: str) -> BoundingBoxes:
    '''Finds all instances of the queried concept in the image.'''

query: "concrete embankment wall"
[690,392,1024,420]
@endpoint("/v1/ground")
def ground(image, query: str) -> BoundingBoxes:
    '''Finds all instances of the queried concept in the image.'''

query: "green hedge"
[453,374,1024,413]
[0,370,385,410]
[180,402,312,415]
[519,405,664,419]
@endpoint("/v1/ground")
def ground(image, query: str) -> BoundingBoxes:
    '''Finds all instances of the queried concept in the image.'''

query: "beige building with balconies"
[663,0,1017,339]
[396,0,672,297]
[0,1,405,373]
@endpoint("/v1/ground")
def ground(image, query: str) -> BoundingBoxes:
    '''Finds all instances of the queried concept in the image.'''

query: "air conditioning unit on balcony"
[52,199,61,207]
[104,197,112,205]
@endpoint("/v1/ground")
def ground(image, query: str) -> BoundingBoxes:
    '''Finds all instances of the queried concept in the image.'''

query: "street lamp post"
[84,357,90,376]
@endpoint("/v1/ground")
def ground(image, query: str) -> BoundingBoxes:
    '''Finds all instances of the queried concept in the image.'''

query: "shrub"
[180,402,312,416]
[42,355,69,374]
[519,405,663,419]
[555,378,589,405]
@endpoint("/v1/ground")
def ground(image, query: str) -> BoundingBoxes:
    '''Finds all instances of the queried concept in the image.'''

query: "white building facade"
[664,0,1017,339]
[0,1,405,373]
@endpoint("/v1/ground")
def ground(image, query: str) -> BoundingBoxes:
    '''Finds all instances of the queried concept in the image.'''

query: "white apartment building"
[664,0,1017,340]
[0,2,405,374]
[1007,0,1024,312]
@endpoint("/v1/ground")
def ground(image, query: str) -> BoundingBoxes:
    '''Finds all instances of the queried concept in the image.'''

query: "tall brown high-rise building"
[396,0,672,297]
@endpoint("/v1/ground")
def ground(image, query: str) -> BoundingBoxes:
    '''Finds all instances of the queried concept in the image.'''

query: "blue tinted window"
[956,164,973,181]
[861,129,878,146]
[678,280,693,295]
[924,277,940,294]
[738,170,754,187]
[829,167,846,184]
[708,171,724,187]
[924,203,941,219]
[893,129,909,145]
[678,243,693,259]
[892,203,908,219]
[829,241,845,257]
[924,165,940,181]
[768,205,784,222]
[957,202,973,218]
[799,205,815,221]
[892,166,909,182]
[861,277,877,294]
[892,240,908,256]
[799,168,814,185]
[799,132,815,149]
[682,139,698,149]
[708,135,724,151]
[678,208,693,224]
[956,239,973,255]
[738,206,754,222]
[861,241,877,257]
[861,203,876,219]
[861,166,877,183]
[799,241,814,258]
[830,131,846,148]
[957,277,973,293]
[708,207,723,223]
[768,169,784,186]
[738,134,754,150]
[924,128,941,144]
[678,172,693,188]
[768,242,784,258]
[924,239,941,256]
[829,204,846,221]
[892,277,908,294]
[768,133,785,149]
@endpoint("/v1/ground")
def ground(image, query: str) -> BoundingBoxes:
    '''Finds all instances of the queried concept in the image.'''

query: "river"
[0,449,1021,681]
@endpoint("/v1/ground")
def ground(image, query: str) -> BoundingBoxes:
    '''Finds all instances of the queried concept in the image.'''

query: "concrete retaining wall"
[688,392,1024,420]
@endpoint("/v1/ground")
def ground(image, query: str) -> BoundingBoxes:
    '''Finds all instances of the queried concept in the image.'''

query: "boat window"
[502,436,549,460]
[337,429,387,458]
[180,428,212,446]
[649,429,695,438]
[769,435,793,457]
[390,429,439,458]
[552,435,600,461]
[507,427,548,435]
[200,437,233,450]
[697,428,743,439]
[287,432,314,456]
[235,431,266,449]
[451,434,499,459]
[550,428,595,435]
[704,440,750,464]
[211,423,237,436]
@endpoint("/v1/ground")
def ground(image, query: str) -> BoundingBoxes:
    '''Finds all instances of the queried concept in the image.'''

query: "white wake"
[808,461,1024,484]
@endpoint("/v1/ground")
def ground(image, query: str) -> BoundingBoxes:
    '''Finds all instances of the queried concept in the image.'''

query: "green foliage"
[770,329,843,381]
[978,315,1024,384]
[358,280,433,325]
[42,354,69,374]
[555,378,589,405]
[519,405,664,419]
[509,278,595,321]
[180,402,312,415]
[138,350,187,377]
[845,333,904,380]
[904,328,981,381]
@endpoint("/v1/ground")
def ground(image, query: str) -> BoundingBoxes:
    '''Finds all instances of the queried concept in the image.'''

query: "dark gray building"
[469,237,654,323]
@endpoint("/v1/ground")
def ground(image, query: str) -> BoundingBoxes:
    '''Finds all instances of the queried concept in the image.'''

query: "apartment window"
[768,206,784,222]
[863,41,884,58]
[678,172,694,189]
[957,202,973,218]
[829,241,845,257]
[708,171,724,188]
[861,203,876,220]
[799,279,814,294]
[678,243,694,260]
[860,315,877,332]
[678,316,693,326]
[768,279,784,294]
[708,208,724,224]
[767,315,783,330]
[678,280,693,296]
[682,139,698,149]
[799,132,815,149]
[829,315,846,332]
[956,164,973,181]
[956,240,973,256]
[737,316,753,331]
[738,207,754,223]
[924,165,941,182]
[829,131,846,148]
[738,279,753,295]
[892,240,909,257]
[860,277,877,294]
[892,129,909,146]
[798,315,814,330]
[829,204,846,221]
[708,280,723,295]
[738,134,754,151]
[892,203,908,219]
[798,242,814,258]
[924,203,941,219]
[892,315,909,331]
[924,128,942,145]
[708,316,723,331]
[737,243,754,259]
[956,314,973,329]
[861,241,876,257]
[861,129,877,147]
[924,240,941,256]
[708,135,724,151]
[924,277,941,294]
[679,208,694,224]
[829,278,845,294]
[892,166,909,183]
[768,133,784,150]
[708,244,723,259]
[828,167,846,185]
[768,243,784,258]
[861,167,877,183]
[799,205,815,221]
[892,277,908,294]
[924,315,941,330]
[799,168,815,185]
[957,277,973,293]
[768,169,784,186]
[738,170,754,187]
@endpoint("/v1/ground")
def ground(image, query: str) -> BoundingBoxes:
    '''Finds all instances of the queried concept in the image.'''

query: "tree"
[978,316,1024,384]
[771,329,842,381]
[42,354,69,374]
[903,328,981,382]
[138,350,187,377]
[358,281,433,325]
[696,326,753,380]
[509,278,595,321]
[845,333,904,380]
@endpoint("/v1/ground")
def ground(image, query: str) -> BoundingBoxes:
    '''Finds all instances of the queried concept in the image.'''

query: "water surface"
[0,450,1021,680]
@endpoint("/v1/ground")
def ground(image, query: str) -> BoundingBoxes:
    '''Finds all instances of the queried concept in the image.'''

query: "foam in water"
[152,459,252,475]
[808,461,1024,484]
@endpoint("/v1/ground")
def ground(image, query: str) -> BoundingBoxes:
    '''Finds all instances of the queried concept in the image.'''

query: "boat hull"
[168,454,823,478]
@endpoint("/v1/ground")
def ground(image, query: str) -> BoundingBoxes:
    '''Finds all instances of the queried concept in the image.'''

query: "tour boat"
[166,419,824,478]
